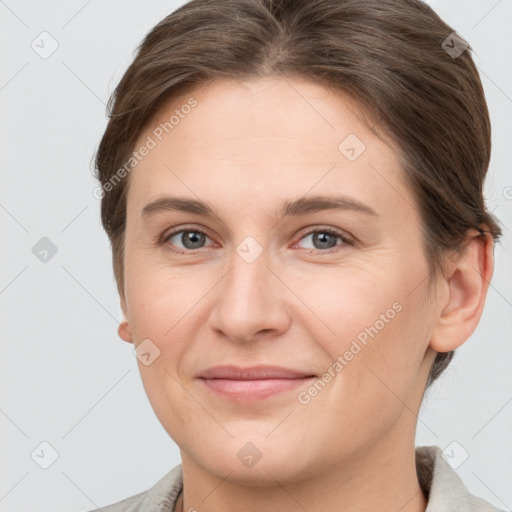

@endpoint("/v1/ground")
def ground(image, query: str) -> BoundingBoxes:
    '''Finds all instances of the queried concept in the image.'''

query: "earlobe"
[118,296,134,344]
[118,320,134,344]
[429,229,494,353]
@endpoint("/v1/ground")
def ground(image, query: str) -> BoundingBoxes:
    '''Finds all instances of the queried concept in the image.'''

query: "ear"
[430,229,495,353]
[118,294,134,344]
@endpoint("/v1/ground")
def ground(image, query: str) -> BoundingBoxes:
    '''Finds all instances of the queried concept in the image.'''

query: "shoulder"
[416,445,506,512]
[84,463,183,512]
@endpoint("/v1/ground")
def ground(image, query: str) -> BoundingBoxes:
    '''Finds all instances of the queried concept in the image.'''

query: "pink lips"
[197,365,316,402]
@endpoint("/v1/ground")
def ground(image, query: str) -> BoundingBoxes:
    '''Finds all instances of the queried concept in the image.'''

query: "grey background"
[0,1,511,511]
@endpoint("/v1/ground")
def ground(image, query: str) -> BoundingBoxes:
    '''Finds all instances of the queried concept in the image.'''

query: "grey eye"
[298,231,343,250]
[168,230,209,250]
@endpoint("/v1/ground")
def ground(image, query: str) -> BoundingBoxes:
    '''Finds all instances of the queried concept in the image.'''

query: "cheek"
[124,251,209,341]
[285,262,395,346]
[294,259,430,394]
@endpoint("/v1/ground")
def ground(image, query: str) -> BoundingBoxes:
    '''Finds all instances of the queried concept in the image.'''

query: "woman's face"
[120,76,439,483]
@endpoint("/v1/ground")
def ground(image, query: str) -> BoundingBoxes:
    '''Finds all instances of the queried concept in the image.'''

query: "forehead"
[127,76,411,222]
[137,76,389,160]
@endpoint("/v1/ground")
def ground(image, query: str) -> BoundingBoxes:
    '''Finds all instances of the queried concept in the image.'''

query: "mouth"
[197,365,317,402]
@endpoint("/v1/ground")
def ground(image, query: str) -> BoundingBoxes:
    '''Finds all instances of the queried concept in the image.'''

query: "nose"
[208,244,292,344]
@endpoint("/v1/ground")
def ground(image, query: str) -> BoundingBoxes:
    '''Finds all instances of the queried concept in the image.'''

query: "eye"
[161,225,353,255]
[293,226,353,253]
[163,228,216,254]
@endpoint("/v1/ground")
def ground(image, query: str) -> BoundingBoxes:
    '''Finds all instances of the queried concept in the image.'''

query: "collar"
[416,444,503,511]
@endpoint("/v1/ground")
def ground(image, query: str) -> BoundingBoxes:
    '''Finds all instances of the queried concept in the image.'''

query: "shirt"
[86,445,505,511]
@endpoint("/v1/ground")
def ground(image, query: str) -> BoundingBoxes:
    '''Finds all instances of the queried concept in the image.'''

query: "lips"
[197,365,316,380]
[197,365,316,402]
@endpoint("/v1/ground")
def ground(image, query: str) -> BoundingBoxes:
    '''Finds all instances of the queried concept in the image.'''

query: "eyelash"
[160,225,354,255]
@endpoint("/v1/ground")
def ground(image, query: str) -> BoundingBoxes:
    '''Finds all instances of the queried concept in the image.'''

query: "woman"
[90,0,504,510]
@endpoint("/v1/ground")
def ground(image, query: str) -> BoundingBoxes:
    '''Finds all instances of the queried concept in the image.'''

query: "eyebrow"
[141,194,378,220]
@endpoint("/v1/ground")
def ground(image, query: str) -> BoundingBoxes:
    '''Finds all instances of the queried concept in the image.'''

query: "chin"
[184,432,318,486]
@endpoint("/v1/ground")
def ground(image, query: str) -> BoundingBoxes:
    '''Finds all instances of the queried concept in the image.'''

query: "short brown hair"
[94,0,502,388]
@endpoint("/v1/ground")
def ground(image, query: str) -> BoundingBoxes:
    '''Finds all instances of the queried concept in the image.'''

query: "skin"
[117,76,494,512]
